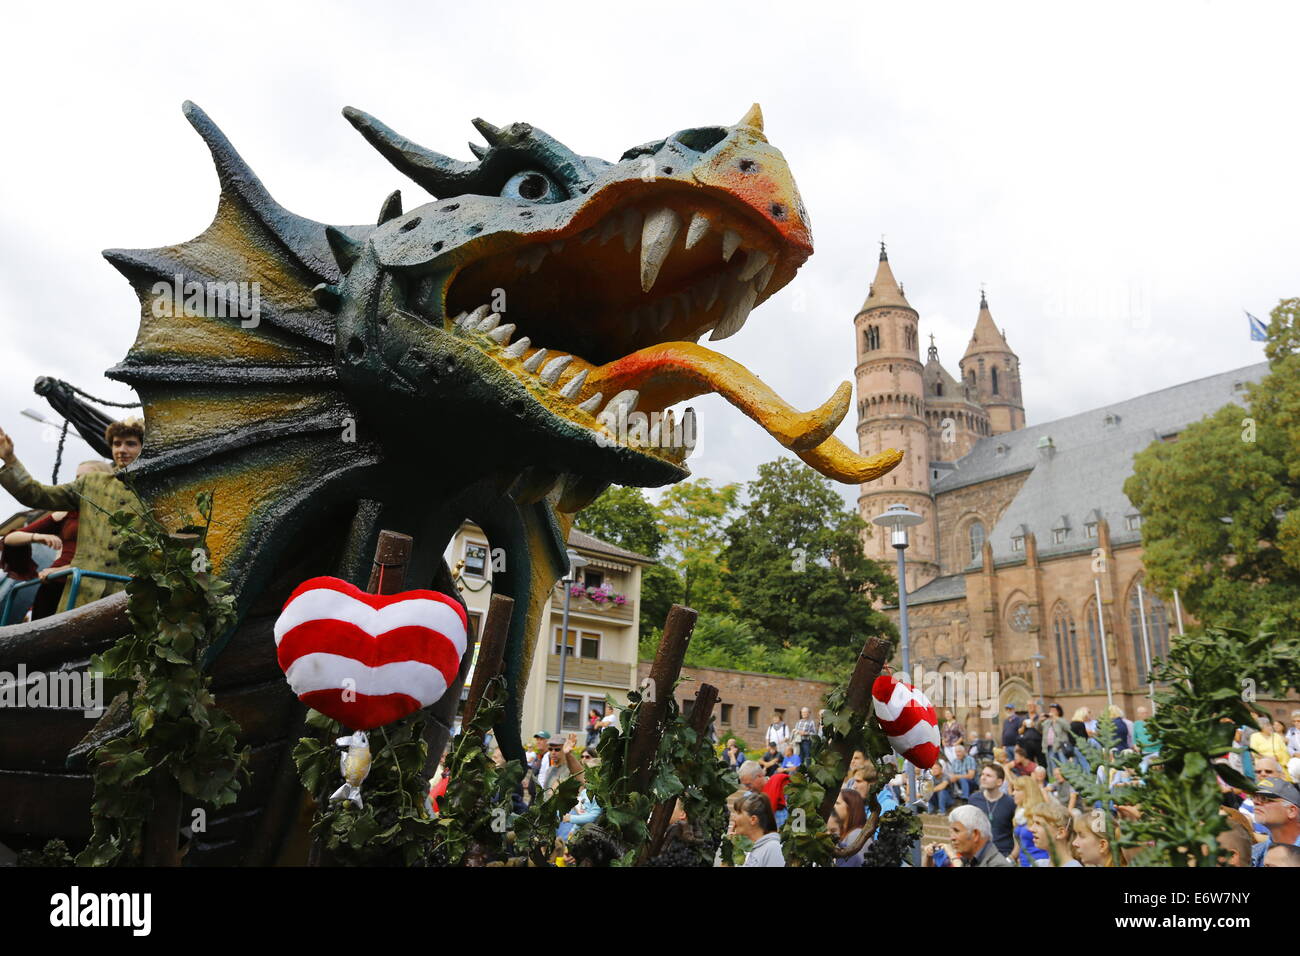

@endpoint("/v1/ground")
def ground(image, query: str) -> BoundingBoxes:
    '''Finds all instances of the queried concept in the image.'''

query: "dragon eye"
[501,170,562,203]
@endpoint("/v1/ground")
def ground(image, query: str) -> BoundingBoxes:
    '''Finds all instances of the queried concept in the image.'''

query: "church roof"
[934,362,1269,567]
[924,340,978,405]
[859,245,912,313]
[904,573,967,606]
[962,292,1011,358]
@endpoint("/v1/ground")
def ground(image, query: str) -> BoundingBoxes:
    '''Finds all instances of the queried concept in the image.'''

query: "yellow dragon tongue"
[585,342,904,482]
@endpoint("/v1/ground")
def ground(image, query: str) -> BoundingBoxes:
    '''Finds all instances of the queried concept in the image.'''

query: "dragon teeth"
[577,391,603,414]
[651,299,674,332]
[710,281,758,341]
[684,212,711,250]
[477,312,501,333]
[451,311,469,327]
[523,348,549,373]
[539,355,573,385]
[755,261,777,294]
[721,229,742,262]
[503,336,531,359]
[621,208,643,253]
[738,250,770,283]
[704,274,723,311]
[598,217,620,245]
[559,368,588,400]
[604,389,639,416]
[466,304,491,327]
[488,323,515,344]
[640,208,682,293]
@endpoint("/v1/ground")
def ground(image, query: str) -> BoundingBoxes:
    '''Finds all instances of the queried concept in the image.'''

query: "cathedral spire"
[927,332,938,363]
[861,242,912,312]
[964,288,1010,357]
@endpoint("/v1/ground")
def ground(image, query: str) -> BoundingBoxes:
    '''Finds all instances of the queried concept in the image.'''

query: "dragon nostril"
[738,159,758,173]
[400,217,422,233]
[519,210,534,218]
[432,241,443,252]
[466,225,482,236]
[441,203,459,212]
[662,166,673,175]
[770,203,787,221]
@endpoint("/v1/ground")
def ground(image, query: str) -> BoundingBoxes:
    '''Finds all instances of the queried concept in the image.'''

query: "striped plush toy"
[273,576,469,730]
[871,673,941,769]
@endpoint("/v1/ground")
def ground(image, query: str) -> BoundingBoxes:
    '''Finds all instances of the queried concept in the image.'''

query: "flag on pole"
[1247,311,1268,342]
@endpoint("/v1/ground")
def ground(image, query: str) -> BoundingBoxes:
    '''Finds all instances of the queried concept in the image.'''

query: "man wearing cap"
[0,419,145,609]
[1250,776,1300,867]
[1000,705,1023,754]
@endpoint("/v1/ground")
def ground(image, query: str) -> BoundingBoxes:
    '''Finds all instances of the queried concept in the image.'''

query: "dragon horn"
[343,106,479,199]
[471,117,505,147]
[325,226,362,272]
[467,141,488,160]
[735,103,764,133]
[377,190,403,225]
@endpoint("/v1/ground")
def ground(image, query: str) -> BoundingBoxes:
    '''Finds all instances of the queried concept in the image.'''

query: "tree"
[574,486,664,559]
[1125,298,1300,632]
[721,457,897,657]
[656,478,741,613]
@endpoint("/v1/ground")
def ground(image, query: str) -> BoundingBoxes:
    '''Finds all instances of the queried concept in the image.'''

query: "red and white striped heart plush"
[274,576,469,731]
[872,673,941,769]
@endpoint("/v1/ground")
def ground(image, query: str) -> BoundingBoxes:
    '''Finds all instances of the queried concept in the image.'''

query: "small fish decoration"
[330,730,372,808]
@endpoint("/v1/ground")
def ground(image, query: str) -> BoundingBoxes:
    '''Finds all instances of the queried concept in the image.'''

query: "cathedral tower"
[959,292,1025,434]
[855,245,939,592]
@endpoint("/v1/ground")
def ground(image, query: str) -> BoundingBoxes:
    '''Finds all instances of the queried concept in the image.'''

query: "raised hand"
[0,426,13,464]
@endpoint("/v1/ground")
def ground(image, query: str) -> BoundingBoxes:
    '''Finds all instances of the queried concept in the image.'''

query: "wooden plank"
[0,770,94,839]
[0,704,106,772]
[214,680,299,748]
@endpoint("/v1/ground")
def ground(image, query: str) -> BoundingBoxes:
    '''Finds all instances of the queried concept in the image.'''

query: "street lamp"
[554,548,589,733]
[1029,653,1045,711]
[872,504,924,819]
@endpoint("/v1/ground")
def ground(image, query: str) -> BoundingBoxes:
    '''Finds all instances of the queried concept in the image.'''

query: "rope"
[65,383,141,409]
[51,420,69,483]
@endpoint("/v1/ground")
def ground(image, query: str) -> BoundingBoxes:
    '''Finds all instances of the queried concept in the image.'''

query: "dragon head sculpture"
[103,102,901,756]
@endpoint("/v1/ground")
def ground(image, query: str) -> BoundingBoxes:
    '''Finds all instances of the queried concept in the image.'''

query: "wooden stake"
[461,594,514,731]
[640,682,718,863]
[626,604,697,795]
[818,635,892,822]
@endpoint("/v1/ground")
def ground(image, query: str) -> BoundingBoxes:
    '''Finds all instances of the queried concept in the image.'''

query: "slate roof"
[905,573,967,606]
[934,363,1269,567]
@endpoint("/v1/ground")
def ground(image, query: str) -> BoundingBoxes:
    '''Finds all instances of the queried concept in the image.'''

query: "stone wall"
[636,661,835,753]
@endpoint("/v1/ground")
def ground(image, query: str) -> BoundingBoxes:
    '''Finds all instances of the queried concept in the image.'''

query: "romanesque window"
[905,326,916,351]
[992,366,1000,396]
[1053,605,1081,691]
[865,325,880,350]
[968,521,985,563]
[1128,581,1170,685]
[1084,598,1109,690]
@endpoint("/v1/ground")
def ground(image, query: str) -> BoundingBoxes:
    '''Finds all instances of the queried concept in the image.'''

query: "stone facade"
[636,661,834,752]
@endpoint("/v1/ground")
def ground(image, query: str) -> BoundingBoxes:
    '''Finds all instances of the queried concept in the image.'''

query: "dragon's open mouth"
[403,195,881,477]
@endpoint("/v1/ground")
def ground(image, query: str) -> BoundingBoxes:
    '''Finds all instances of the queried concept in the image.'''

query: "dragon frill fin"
[105,102,381,621]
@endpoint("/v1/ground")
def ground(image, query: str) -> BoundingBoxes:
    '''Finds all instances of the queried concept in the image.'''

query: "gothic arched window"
[1053,605,1080,692]
[1128,581,1170,685]
[865,325,880,351]
[992,366,1000,396]
[968,521,985,563]
[1084,598,1109,690]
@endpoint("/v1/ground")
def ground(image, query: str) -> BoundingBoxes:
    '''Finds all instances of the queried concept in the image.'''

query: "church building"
[854,244,1270,727]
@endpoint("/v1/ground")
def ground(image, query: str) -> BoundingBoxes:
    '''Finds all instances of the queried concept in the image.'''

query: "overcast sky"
[1,1,1294,517]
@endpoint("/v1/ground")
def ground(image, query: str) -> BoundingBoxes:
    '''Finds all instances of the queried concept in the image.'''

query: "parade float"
[0,101,910,865]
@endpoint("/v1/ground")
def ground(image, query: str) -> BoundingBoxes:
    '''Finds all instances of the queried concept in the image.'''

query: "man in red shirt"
[740,759,791,828]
